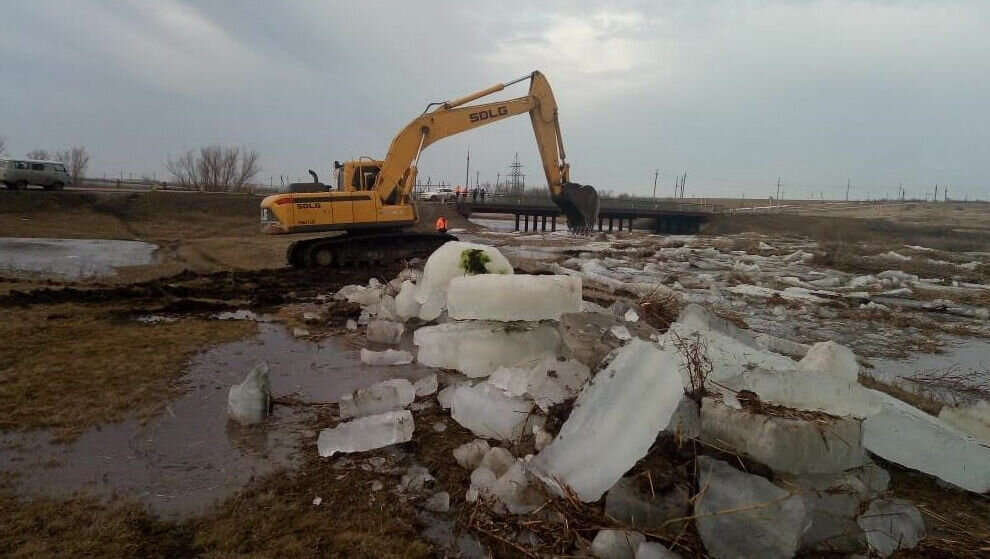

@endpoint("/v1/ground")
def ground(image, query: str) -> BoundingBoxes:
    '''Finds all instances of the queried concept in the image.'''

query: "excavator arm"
[372,71,599,230]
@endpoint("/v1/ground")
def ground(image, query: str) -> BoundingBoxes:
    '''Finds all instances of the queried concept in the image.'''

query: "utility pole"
[845,179,850,201]
[680,172,687,198]
[934,184,938,202]
[944,185,948,202]
[653,169,659,200]
[475,170,479,189]
[464,149,470,190]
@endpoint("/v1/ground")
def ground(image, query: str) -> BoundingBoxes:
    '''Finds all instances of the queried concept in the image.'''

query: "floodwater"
[0,237,157,278]
[468,217,515,232]
[867,336,990,406]
[0,322,436,517]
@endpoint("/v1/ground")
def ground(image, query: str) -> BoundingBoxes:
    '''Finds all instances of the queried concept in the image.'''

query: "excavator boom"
[260,71,600,267]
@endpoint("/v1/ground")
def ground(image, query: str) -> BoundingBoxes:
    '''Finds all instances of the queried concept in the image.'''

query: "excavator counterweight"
[260,71,600,267]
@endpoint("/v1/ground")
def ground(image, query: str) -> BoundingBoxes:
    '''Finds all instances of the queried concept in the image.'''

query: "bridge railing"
[453,193,722,213]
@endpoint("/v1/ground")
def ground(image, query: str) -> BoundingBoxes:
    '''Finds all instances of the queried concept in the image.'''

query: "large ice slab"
[530,340,684,502]
[394,280,421,320]
[450,383,542,440]
[695,456,807,559]
[227,362,271,425]
[317,410,414,457]
[366,319,405,344]
[863,389,990,492]
[414,321,560,377]
[720,367,880,418]
[447,274,582,321]
[856,498,925,557]
[416,241,512,305]
[360,348,414,366]
[798,341,859,382]
[488,357,590,411]
[701,398,867,474]
[938,400,990,443]
[339,378,415,419]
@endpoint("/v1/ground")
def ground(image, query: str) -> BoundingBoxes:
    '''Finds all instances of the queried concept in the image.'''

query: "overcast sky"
[1,1,987,200]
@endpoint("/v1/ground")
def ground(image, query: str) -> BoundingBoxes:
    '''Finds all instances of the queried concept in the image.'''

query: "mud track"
[0,264,402,309]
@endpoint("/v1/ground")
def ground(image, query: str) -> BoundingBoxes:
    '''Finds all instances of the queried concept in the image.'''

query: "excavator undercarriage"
[287,231,457,268]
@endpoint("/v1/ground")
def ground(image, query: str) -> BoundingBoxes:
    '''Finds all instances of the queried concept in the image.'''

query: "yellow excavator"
[260,71,599,268]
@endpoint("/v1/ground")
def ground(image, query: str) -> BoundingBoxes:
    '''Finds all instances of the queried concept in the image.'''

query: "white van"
[0,158,71,190]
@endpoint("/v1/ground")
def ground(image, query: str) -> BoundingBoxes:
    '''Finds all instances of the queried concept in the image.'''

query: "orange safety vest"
[436,216,448,231]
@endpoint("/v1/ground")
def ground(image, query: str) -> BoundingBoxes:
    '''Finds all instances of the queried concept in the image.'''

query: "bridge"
[453,195,721,233]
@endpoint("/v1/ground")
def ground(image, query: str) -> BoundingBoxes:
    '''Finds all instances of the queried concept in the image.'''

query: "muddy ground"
[1,190,989,557]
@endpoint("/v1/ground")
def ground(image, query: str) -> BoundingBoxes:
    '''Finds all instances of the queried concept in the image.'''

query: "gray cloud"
[1,1,987,199]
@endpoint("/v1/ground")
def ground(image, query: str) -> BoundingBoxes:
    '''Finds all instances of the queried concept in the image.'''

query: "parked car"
[0,158,70,190]
[419,187,456,202]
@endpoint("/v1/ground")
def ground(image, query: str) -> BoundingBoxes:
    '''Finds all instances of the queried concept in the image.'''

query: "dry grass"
[0,303,255,441]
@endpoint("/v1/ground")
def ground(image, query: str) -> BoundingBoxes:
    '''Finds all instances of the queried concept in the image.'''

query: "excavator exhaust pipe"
[553,182,600,234]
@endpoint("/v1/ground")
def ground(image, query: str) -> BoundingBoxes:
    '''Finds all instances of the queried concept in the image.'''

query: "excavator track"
[287,231,458,269]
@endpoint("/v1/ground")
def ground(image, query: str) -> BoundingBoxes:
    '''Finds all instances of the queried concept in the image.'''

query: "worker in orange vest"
[435,215,448,233]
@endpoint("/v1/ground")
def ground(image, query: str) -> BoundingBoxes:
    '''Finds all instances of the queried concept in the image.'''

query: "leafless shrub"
[904,366,990,401]
[26,149,50,160]
[54,147,90,186]
[670,330,712,400]
[0,134,7,156]
[637,283,682,331]
[166,145,261,192]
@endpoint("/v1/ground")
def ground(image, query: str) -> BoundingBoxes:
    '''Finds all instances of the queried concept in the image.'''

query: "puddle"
[0,237,157,278]
[0,323,436,517]
[867,336,990,406]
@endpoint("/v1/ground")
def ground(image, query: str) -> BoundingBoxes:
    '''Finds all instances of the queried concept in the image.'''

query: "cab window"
[31,163,44,171]
[14,161,29,170]
[54,164,67,172]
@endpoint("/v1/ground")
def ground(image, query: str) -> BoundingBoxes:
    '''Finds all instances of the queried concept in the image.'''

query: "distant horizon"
[2,1,987,201]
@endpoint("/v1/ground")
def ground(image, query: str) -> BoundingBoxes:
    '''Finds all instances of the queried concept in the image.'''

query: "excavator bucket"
[553,182,601,233]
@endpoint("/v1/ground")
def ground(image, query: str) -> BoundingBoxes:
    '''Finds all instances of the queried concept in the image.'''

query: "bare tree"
[165,149,198,189]
[0,135,7,156]
[166,145,262,192]
[26,149,50,160]
[54,147,90,186]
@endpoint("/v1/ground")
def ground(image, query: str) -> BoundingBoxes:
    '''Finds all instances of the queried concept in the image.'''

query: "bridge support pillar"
[514,213,520,231]
[551,215,557,232]
[541,215,547,232]
[618,218,623,232]
[608,217,613,232]
[523,214,529,232]
[598,216,604,231]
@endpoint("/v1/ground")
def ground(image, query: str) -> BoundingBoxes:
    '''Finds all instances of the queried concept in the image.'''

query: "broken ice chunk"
[317,410,414,457]
[227,362,271,425]
[938,401,990,442]
[863,389,990,492]
[695,456,807,559]
[610,325,632,341]
[798,341,859,382]
[394,280,421,321]
[530,340,684,502]
[635,542,680,559]
[450,383,543,440]
[590,530,646,559]
[416,241,513,310]
[366,319,405,345]
[700,398,867,474]
[492,461,544,514]
[719,367,879,418]
[339,378,416,419]
[856,498,925,557]
[359,348,414,366]
[479,446,514,477]
[423,491,450,513]
[453,439,491,470]
[412,373,438,397]
[414,321,560,377]
[447,274,581,321]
